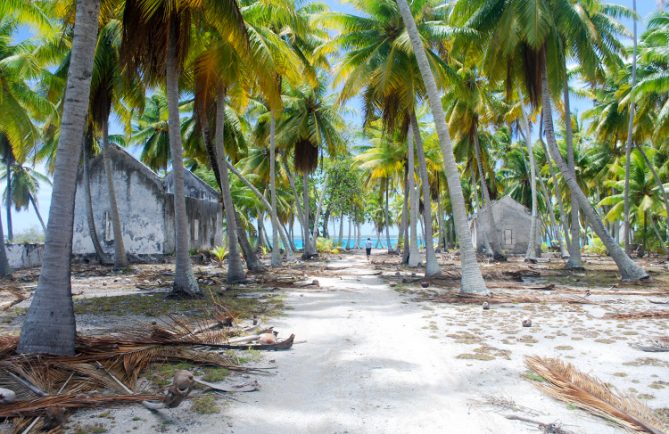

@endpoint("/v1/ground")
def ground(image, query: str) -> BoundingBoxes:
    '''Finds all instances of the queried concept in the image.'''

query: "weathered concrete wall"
[163,195,223,254]
[475,196,542,255]
[6,243,44,269]
[73,145,223,259]
[72,146,167,256]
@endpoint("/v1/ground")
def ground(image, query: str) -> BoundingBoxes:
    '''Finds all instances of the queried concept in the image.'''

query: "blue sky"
[8,0,663,237]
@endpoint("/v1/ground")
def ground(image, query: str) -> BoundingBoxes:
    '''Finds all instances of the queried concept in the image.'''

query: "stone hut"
[72,145,222,261]
[470,195,541,255]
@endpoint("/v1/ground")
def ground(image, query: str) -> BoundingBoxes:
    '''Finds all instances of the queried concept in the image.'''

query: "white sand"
[63,253,668,433]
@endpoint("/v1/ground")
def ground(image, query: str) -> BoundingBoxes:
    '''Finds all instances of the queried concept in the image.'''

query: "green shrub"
[210,245,227,262]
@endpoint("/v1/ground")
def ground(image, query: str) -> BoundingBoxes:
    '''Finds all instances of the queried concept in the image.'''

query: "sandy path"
[224,253,534,434]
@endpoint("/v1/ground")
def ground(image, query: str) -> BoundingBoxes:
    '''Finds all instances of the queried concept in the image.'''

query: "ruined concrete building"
[72,145,222,261]
[470,195,542,255]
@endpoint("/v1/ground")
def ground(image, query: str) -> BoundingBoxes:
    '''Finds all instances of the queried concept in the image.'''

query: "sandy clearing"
[57,252,668,434]
[221,253,648,434]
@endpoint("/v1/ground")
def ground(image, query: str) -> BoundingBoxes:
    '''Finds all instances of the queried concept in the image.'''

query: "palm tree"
[192,33,251,282]
[396,0,488,293]
[445,68,507,260]
[18,0,101,356]
[121,0,246,295]
[623,0,639,253]
[599,147,667,254]
[1,161,49,232]
[278,81,346,258]
[460,0,648,281]
[325,0,455,276]
[355,125,404,254]
[89,18,132,269]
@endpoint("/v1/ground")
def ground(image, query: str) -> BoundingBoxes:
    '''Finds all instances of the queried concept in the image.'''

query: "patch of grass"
[72,423,107,434]
[191,395,221,414]
[613,372,628,377]
[456,352,495,361]
[623,358,669,368]
[146,362,197,387]
[638,393,655,400]
[554,345,573,351]
[595,338,615,344]
[649,381,669,390]
[74,289,284,321]
[202,367,230,382]
[523,371,546,383]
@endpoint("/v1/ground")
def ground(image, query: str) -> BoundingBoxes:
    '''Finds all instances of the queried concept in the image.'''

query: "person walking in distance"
[365,238,372,261]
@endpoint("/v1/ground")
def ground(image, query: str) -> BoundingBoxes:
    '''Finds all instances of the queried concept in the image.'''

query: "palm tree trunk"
[407,123,420,267]
[28,193,46,232]
[346,215,352,250]
[323,205,331,238]
[82,136,109,265]
[166,17,199,296]
[635,143,669,246]
[236,214,263,272]
[269,113,282,266]
[410,113,439,276]
[283,161,308,257]
[312,173,329,244]
[534,153,567,257]
[356,222,362,249]
[257,212,266,250]
[541,70,648,281]
[226,161,293,256]
[659,0,666,11]
[101,119,128,269]
[0,195,10,276]
[623,0,638,254]
[562,83,583,268]
[338,216,344,247]
[539,120,571,256]
[302,172,316,257]
[384,178,392,253]
[400,167,409,261]
[213,88,245,282]
[397,0,487,293]
[473,132,506,260]
[519,102,539,260]
[5,149,12,242]
[18,0,100,356]
[650,216,668,258]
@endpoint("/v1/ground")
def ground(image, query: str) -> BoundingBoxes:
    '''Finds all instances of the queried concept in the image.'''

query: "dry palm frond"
[525,356,668,434]
[605,310,669,320]
[0,393,162,418]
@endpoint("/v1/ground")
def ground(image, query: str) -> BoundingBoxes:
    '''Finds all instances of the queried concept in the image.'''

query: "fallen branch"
[632,337,669,353]
[504,415,574,434]
[604,310,669,320]
[0,393,162,418]
[194,378,259,393]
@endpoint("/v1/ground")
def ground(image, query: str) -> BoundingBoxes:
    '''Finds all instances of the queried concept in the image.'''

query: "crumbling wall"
[5,243,44,269]
[72,146,166,257]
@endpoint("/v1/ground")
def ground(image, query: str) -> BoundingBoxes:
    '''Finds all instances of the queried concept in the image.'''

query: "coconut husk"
[525,356,668,434]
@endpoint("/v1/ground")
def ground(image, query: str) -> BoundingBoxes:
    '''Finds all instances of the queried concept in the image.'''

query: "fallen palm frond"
[429,293,594,305]
[0,393,162,418]
[525,356,669,434]
[632,337,669,353]
[605,310,669,320]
